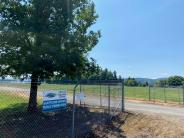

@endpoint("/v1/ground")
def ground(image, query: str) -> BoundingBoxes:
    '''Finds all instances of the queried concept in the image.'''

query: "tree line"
[124,76,184,87]
[124,77,149,87]
[46,66,123,84]
[156,76,184,87]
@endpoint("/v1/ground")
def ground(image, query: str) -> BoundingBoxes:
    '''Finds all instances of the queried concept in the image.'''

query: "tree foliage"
[125,77,149,87]
[168,76,184,86]
[87,68,120,80]
[125,77,138,87]
[0,0,100,112]
[156,79,168,87]
[156,76,184,87]
[47,66,121,83]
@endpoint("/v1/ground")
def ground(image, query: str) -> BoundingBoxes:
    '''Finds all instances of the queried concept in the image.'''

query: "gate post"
[108,84,111,114]
[121,79,125,112]
[72,83,79,138]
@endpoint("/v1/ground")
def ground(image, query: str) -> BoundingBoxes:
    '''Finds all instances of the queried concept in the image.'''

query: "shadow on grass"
[0,103,130,138]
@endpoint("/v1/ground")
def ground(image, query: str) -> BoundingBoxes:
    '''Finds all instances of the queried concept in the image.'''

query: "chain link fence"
[125,86,184,105]
[0,80,124,137]
[71,81,124,137]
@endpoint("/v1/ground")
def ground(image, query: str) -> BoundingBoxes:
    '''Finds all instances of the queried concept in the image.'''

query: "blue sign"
[42,90,67,112]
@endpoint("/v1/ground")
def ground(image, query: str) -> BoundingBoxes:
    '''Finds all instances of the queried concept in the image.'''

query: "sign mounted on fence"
[75,92,86,102]
[42,90,67,112]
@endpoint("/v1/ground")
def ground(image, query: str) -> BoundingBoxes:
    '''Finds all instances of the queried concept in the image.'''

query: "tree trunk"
[27,73,39,113]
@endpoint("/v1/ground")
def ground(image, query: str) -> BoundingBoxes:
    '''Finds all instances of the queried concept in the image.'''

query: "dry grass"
[123,113,184,138]
[88,112,184,138]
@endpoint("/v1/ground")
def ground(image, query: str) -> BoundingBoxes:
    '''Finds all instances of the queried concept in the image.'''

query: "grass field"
[0,92,27,111]
[0,92,42,119]
[0,83,183,104]
[125,87,183,103]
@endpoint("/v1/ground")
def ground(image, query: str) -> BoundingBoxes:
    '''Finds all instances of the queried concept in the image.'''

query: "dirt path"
[1,86,184,117]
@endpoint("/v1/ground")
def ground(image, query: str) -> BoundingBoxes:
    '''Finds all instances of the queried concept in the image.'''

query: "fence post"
[183,84,184,105]
[108,84,111,115]
[164,86,166,103]
[72,83,79,138]
[148,86,151,101]
[121,79,125,112]
[177,87,180,104]
[153,87,156,103]
[80,83,82,105]
[100,83,102,107]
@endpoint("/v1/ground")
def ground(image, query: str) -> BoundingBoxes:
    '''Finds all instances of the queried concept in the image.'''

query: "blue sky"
[90,0,184,79]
